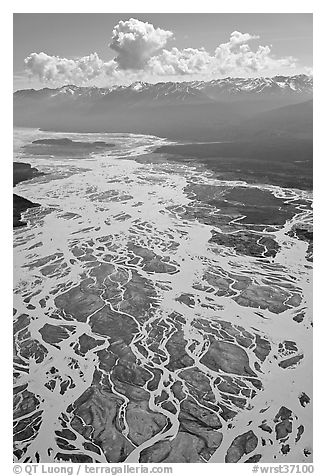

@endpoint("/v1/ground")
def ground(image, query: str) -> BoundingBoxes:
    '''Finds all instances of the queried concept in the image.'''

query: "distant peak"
[129,81,148,91]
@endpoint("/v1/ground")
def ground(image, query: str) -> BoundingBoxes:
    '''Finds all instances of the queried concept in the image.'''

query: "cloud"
[212,32,296,75]
[24,51,116,84]
[110,18,173,70]
[227,30,260,46]
[23,21,299,85]
[304,66,313,77]
[145,31,296,77]
[148,47,211,75]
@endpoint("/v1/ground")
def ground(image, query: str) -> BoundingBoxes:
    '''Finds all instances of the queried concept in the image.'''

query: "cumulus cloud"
[147,31,296,77]
[304,66,313,77]
[24,51,116,84]
[148,47,211,76]
[212,32,296,75]
[110,18,173,70]
[23,20,299,85]
[227,30,260,46]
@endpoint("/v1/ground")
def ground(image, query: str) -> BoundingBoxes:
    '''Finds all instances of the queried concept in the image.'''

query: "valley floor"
[13,128,312,464]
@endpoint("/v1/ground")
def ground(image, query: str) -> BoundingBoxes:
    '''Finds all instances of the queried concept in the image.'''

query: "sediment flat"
[154,139,313,190]
[13,130,312,464]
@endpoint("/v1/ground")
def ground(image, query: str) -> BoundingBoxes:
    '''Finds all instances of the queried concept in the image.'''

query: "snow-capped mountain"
[13,75,313,141]
[186,74,313,98]
[14,74,313,104]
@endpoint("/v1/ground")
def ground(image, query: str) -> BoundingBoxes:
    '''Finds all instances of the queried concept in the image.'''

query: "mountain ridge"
[14,74,313,98]
[13,74,313,141]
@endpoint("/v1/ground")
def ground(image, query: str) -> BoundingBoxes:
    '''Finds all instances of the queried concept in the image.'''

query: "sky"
[13,13,313,90]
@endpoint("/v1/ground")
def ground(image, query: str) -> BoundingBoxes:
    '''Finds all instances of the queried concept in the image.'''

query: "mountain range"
[13,74,313,141]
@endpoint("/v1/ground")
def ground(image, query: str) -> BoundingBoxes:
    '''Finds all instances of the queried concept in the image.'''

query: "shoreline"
[13,161,44,228]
